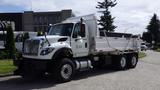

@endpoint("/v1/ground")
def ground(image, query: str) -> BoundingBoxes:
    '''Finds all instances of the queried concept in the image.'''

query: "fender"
[52,48,73,60]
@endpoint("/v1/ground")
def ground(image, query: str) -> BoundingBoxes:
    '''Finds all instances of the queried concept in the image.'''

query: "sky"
[0,0,159,35]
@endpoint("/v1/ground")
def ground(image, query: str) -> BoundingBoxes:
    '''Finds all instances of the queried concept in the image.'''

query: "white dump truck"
[14,14,140,82]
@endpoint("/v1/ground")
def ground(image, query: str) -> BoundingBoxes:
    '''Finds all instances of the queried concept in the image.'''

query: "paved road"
[0,50,160,90]
[140,50,160,65]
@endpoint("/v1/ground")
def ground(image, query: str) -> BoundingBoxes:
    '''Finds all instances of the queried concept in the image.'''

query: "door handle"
[75,38,80,41]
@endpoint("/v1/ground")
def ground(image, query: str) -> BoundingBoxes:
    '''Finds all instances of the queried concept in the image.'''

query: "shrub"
[15,51,22,60]
[23,32,30,41]
[37,31,44,36]
[0,50,9,59]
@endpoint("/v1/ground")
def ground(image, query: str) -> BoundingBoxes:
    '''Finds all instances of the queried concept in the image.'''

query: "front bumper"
[14,58,51,75]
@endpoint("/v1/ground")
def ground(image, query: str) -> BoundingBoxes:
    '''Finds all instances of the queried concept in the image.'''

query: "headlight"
[40,47,54,55]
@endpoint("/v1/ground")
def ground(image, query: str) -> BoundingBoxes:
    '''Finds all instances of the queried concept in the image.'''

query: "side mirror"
[44,32,48,36]
[47,24,53,33]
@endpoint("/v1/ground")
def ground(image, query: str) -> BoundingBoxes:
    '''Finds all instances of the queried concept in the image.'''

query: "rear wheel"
[119,56,127,70]
[53,58,75,82]
[113,55,127,70]
[128,55,138,68]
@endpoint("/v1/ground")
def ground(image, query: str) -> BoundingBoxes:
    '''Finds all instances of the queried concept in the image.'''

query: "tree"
[96,0,117,32]
[5,25,16,58]
[147,14,160,45]
[23,32,30,41]
[142,32,152,43]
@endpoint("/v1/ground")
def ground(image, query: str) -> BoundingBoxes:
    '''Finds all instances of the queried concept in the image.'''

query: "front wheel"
[53,58,75,82]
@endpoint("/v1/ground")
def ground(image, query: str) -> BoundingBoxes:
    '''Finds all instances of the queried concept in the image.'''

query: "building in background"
[0,13,22,31]
[0,10,72,32]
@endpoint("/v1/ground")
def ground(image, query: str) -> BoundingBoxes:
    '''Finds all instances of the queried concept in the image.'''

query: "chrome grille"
[24,39,40,55]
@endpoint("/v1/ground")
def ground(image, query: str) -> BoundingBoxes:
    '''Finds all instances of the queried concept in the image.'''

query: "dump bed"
[64,14,141,54]
[95,34,140,53]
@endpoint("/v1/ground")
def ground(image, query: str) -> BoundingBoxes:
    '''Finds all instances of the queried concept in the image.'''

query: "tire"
[127,55,138,68]
[113,55,127,70]
[53,58,75,82]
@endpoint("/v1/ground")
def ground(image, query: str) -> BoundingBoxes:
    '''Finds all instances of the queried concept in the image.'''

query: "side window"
[81,24,85,37]
[73,23,85,38]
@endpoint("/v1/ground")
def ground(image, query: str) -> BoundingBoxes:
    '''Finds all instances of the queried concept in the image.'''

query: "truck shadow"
[0,76,57,90]
[73,67,122,80]
[0,68,126,90]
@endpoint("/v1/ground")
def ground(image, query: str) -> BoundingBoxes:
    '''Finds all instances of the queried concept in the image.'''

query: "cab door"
[71,23,89,57]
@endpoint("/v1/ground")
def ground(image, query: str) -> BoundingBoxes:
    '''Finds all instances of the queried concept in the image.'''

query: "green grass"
[156,48,160,52]
[0,60,17,75]
[139,52,146,58]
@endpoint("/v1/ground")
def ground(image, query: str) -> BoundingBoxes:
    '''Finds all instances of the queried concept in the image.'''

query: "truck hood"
[31,35,68,43]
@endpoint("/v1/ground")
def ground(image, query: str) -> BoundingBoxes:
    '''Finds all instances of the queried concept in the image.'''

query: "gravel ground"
[0,50,160,90]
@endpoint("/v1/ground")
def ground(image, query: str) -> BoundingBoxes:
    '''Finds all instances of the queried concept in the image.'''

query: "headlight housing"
[40,47,54,55]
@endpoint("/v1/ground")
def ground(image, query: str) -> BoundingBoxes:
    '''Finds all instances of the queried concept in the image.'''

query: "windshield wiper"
[44,33,51,46]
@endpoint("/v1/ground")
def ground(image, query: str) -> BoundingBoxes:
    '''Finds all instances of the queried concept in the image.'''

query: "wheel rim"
[61,64,72,79]
[131,56,137,66]
[120,57,126,68]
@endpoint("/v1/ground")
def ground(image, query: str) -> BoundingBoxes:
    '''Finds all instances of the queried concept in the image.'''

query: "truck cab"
[23,22,89,60]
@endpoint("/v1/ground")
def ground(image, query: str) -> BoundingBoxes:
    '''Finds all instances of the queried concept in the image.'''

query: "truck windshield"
[48,23,73,36]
